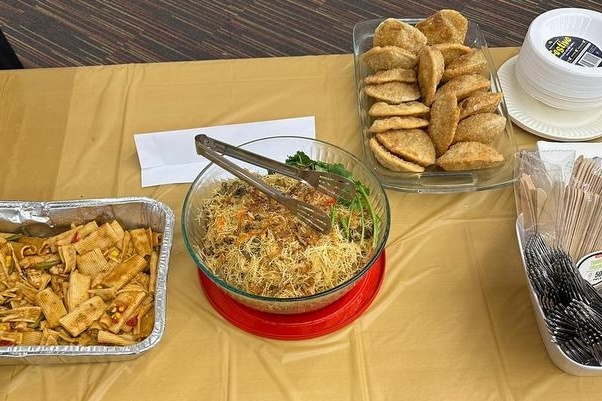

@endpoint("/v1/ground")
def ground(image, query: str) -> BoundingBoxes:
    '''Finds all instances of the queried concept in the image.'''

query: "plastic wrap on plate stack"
[515,150,602,375]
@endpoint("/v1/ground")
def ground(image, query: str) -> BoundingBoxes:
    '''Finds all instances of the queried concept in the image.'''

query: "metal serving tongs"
[195,134,356,234]
[196,135,356,202]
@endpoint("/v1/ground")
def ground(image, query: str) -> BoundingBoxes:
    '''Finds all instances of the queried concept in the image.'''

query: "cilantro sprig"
[285,151,378,247]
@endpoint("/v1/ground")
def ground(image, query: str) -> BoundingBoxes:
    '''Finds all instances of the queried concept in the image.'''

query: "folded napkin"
[134,116,316,187]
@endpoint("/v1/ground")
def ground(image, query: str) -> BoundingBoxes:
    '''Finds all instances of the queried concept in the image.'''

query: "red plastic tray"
[197,252,386,340]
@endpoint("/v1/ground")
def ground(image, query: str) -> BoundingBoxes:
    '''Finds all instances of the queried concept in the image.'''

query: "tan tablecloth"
[2,47,597,401]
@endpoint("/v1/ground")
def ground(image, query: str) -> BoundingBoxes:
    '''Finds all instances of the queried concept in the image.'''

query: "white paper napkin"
[134,116,316,187]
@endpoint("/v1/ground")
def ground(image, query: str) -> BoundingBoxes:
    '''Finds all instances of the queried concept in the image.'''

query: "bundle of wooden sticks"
[518,154,602,262]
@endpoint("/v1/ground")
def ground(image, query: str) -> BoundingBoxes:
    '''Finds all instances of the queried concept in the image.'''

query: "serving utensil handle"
[196,142,287,201]
[195,140,331,234]
[195,134,301,178]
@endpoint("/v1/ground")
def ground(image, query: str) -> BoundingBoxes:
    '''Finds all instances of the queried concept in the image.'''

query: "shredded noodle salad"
[197,168,377,298]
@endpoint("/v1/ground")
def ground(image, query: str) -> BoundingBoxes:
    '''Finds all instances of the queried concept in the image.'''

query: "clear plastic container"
[182,136,391,315]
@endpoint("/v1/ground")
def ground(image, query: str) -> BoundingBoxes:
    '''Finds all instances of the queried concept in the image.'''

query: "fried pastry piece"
[364,67,417,84]
[435,74,490,101]
[376,129,436,166]
[436,141,504,171]
[369,116,429,132]
[373,18,427,54]
[418,46,445,106]
[453,113,507,144]
[362,46,418,71]
[442,48,487,81]
[369,101,430,117]
[369,137,425,172]
[364,82,421,104]
[458,91,503,119]
[415,9,468,45]
[432,43,472,65]
[428,92,460,157]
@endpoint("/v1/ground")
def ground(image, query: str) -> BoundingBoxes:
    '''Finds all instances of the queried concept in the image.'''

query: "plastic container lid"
[198,251,386,340]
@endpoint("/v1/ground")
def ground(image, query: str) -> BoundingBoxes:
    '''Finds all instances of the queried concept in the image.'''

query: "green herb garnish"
[285,151,379,247]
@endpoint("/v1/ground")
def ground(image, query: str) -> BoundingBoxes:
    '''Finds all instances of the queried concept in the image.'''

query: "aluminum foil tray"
[0,197,175,365]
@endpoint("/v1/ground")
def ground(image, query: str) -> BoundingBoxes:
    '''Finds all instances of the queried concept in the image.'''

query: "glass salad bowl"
[182,136,390,314]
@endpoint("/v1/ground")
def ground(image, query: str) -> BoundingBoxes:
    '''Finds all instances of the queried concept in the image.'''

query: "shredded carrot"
[236,208,249,220]
[215,215,226,231]
[321,197,337,207]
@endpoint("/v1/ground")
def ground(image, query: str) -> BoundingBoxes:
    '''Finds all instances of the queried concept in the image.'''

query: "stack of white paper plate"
[515,8,602,111]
